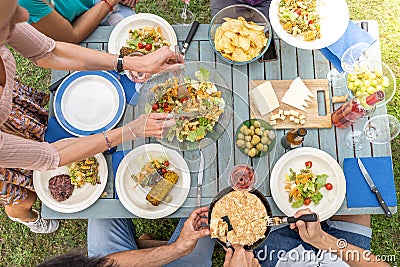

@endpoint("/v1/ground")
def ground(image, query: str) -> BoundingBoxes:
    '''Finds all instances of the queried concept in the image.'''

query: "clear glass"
[326,68,345,90]
[344,114,400,150]
[173,2,195,25]
[340,42,370,73]
[229,165,257,191]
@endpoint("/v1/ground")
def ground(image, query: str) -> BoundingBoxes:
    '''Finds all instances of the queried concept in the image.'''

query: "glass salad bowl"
[136,61,233,151]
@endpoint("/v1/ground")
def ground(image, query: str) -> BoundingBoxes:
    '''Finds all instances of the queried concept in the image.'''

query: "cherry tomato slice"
[303,198,311,205]
[308,19,315,24]
[137,43,144,49]
[145,43,152,51]
[152,103,159,111]
[180,97,189,102]
[164,107,171,113]
[294,8,302,15]
[325,183,333,190]
[161,168,167,174]
[164,161,170,167]
[305,161,312,169]
[162,102,169,108]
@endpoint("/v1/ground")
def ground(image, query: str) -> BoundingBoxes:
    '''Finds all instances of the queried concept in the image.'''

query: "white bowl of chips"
[208,4,272,65]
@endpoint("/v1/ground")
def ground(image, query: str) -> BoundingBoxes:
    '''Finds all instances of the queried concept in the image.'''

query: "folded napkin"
[45,71,143,142]
[112,150,132,199]
[343,157,397,208]
[319,21,376,73]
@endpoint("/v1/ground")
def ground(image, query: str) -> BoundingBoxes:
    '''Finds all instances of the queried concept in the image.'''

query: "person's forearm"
[106,243,187,267]
[36,42,145,72]
[52,125,131,166]
[314,233,389,267]
[68,0,120,43]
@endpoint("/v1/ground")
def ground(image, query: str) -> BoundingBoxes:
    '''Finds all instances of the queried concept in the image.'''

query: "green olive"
[263,130,269,137]
[246,129,252,136]
[245,142,253,149]
[237,133,245,140]
[164,195,173,203]
[256,143,264,151]
[268,131,276,139]
[261,136,269,144]
[251,135,261,145]
[255,128,262,136]
[248,148,257,157]
[262,145,268,152]
[260,127,265,132]
[236,139,246,148]
[250,125,255,131]
[244,135,252,142]
[244,148,249,154]
[253,120,261,128]
[240,125,248,135]
[266,139,271,145]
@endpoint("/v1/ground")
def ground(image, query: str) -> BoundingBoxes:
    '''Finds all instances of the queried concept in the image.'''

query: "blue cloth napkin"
[112,150,132,199]
[343,157,397,208]
[45,71,142,142]
[319,21,376,73]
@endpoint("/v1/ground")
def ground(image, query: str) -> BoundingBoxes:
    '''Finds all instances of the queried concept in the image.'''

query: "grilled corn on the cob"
[146,170,179,206]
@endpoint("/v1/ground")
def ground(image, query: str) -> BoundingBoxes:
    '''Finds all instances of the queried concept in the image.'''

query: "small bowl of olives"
[235,119,276,158]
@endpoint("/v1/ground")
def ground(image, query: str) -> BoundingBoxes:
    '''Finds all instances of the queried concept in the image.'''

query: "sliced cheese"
[281,85,308,111]
[291,77,315,100]
[250,81,279,116]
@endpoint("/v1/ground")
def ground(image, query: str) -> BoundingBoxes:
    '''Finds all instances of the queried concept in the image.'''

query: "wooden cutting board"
[249,79,332,129]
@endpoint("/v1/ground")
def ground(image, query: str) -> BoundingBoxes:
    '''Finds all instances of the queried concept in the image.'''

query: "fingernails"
[167,113,174,119]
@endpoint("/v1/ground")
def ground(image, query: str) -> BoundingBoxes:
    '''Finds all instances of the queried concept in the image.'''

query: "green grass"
[1,0,399,266]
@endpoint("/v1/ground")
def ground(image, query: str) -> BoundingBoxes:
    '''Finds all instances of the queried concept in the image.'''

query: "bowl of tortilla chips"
[208,4,272,65]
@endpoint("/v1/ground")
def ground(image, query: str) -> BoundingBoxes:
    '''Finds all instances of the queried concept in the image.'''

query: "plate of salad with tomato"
[108,13,177,55]
[270,147,345,221]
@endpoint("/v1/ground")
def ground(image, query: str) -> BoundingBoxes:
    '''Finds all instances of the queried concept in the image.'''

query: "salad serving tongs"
[172,111,200,119]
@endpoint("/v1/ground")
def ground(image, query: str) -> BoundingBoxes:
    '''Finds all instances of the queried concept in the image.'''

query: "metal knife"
[196,150,204,209]
[357,158,392,218]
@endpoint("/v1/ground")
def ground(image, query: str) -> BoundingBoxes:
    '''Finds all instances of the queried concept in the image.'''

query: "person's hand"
[174,207,210,256]
[120,0,138,7]
[224,244,260,267]
[124,113,175,139]
[125,46,184,74]
[289,209,327,247]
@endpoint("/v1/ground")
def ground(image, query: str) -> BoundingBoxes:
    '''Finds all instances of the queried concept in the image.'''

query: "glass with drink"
[230,165,257,191]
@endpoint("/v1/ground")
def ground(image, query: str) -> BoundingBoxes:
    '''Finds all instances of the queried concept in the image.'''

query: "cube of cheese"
[283,110,290,116]
[289,116,295,122]
[250,81,279,116]
[278,109,284,115]
[280,115,286,121]
[294,118,300,124]
[299,114,306,120]
[269,120,277,125]
[300,119,306,125]
[289,109,299,117]
[271,114,281,120]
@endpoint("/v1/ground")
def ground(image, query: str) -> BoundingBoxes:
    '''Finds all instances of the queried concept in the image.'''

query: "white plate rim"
[33,152,108,213]
[270,147,346,221]
[108,13,178,54]
[269,0,349,50]
[53,71,126,137]
[115,144,191,219]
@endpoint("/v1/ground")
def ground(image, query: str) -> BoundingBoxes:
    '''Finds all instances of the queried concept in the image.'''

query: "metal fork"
[265,214,318,227]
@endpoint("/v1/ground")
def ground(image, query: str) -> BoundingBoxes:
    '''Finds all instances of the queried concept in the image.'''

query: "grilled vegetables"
[146,170,179,206]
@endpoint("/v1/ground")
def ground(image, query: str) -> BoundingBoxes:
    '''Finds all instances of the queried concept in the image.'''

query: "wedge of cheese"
[291,77,315,101]
[250,81,279,116]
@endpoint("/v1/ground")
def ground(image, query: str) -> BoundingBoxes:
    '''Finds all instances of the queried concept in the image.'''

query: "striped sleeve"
[7,22,56,64]
[0,131,60,171]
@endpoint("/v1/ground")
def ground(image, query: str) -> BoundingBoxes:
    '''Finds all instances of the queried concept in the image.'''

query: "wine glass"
[344,114,400,150]
[340,42,371,73]
[326,68,345,90]
[173,1,195,25]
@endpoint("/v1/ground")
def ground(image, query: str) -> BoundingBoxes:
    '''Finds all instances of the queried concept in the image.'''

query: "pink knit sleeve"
[7,22,56,64]
[0,131,60,171]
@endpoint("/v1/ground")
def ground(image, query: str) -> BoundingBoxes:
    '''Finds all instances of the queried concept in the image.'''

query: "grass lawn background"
[1,0,399,266]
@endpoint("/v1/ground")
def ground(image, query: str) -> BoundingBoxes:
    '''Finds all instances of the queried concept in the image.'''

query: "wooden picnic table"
[43,21,397,219]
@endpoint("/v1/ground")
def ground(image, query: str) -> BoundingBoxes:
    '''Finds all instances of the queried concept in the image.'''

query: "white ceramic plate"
[108,13,177,54]
[54,71,125,136]
[269,0,349,50]
[116,144,191,219]
[270,147,346,221]
[33,153,108,213]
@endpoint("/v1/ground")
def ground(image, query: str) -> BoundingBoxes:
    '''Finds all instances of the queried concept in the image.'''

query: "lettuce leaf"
[195,67,210,82]
[315,174,328,189]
